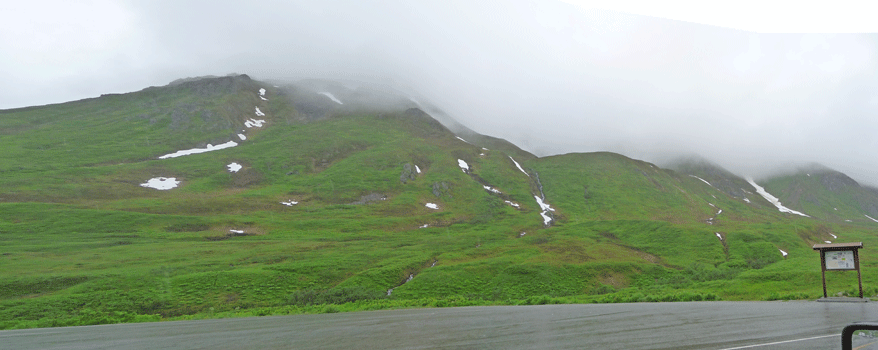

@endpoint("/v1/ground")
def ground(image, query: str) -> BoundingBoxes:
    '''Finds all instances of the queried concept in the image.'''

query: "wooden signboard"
[813,242,863,298]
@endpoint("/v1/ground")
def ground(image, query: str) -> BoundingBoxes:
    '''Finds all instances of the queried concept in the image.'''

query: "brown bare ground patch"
[540,240,593,263]
[598,272,629,289]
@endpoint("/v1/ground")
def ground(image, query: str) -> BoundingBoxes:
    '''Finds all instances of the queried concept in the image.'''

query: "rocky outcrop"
[432,182,451,198]
[400,163,417,183]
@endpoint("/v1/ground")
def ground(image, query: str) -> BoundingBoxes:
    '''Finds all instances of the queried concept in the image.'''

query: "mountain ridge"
[3,74,878,329]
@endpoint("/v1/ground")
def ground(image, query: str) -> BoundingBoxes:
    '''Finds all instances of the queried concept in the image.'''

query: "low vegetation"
[2,75,878,329]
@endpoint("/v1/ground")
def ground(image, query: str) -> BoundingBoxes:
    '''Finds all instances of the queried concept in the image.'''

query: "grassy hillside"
[3,75,878,329]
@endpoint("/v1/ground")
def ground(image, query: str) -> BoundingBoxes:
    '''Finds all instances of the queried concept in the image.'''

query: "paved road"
[3,301,877,349]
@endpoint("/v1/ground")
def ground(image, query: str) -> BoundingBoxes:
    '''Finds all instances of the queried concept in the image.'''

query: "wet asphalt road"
[3,301,878,349]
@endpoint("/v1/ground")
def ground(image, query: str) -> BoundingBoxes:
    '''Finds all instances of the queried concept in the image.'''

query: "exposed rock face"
[432,182,451,198]
[821,172,859,193]
[400,163,417,183]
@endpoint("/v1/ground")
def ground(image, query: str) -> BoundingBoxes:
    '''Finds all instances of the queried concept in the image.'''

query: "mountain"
[2,75,878,329]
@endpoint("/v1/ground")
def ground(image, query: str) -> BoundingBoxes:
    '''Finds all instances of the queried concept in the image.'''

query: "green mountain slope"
[3,75,878,329]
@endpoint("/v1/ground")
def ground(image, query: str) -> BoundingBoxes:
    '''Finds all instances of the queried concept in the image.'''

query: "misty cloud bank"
[2,1,877,185]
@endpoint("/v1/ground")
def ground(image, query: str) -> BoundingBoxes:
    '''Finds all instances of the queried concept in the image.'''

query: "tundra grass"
[5,77,878,330]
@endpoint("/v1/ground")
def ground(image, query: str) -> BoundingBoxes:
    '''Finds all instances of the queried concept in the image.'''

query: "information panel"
[826,250,856,270]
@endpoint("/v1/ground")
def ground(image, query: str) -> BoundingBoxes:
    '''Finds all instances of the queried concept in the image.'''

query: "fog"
[2,1,877,185]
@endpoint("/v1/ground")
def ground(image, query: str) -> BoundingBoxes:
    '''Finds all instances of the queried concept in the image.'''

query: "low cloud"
[3,1,877,185]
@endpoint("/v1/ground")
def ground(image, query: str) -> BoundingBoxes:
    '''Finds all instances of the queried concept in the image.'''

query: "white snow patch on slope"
[318,92,343,104]
[509,156,529,176]
[415,165,421,174]
[140,177,180,190]
[779,249,788,257]
[230,229,244,234]
[457,159,469,173]
[743,198,751,203]
[425,203,439,210]
[254,107,265,116]
[505,200,520,208]
[281,200,298,206]
[227,163,242,173]
[539,211,552,225]
[258,88,267,100]
[830,233,837,239]
[245,118,265,128]
[419,224,429,228]
[534,196,555,226]
[237,133,247,140]
[825,241,832,243]
[715,233,723,241]
[690,175,712,187]
[746,178,810,217]
[455,136,470,144]
[535,196,555,212]
[158,141,238,159]
[866,215,878,223]
[483,185,501,194]
[717,209,722,215]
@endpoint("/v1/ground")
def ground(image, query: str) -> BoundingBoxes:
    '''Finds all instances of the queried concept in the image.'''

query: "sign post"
[812,242,863,299]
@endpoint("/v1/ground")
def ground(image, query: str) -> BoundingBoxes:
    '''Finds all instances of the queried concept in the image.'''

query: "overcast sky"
[2,1,877,185]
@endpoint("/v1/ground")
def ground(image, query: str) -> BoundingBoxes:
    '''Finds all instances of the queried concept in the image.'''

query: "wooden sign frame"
[813,242,863,298]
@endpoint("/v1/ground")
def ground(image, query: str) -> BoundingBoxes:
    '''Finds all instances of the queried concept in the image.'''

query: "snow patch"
[518,232,527,238]
[318,92,343,104]
[483,185,501,194]
[245,118,265,128]
[415,165,421,174]
[457,159,469,173]
[425,203,439,210]
[227,162,242,173]
[717,209,722,215]
[779,249,788,257]
[455,136,470,144]
[534,196,555,226]
[535,196,555,212]
[254,107,265,117]
[158,141,238,159]
[281,200,298,206]
[825,241,832,244]
[539,211,552,225]
[140,177,180,190]
[230,229,244,234]
[743,198,751,203]
[690,175,712,187]
[419,224,429,229]
[746,178,810,217]
[866,215,878,223]
[830,233,837,239]
[504,200,520,208]
[237,133,247,140]
[715,233,723,241]
[509,156,529,176]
